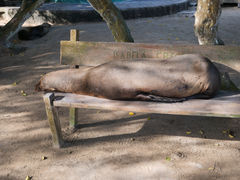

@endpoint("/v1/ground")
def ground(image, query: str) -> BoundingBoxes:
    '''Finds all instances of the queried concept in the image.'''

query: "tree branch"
[88,0,134,42]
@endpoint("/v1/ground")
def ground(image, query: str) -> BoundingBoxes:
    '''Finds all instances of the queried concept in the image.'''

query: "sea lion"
[36,54,221,102]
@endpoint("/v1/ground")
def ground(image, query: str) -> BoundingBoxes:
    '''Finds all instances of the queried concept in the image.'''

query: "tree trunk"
[88,0,134,42]
[0,0,46,48]
[194,0,224,45]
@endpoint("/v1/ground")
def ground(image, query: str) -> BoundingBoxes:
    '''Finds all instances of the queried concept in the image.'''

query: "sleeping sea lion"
[36,54,221,102]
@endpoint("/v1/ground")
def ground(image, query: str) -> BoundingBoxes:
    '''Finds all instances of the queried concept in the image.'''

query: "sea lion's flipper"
[187,93,212,99]
[135,94,186,103]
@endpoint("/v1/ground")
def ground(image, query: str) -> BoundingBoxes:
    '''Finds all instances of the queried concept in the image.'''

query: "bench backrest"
[60,29,240,72]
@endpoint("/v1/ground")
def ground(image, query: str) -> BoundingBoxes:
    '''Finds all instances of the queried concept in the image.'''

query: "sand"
[0,6,240,180]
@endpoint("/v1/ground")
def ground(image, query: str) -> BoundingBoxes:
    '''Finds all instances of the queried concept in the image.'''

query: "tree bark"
[194,0,224,45]
[0,0,46,47]
[88,0,134,42]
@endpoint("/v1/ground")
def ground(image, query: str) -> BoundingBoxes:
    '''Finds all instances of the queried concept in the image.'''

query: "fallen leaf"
[228,130,235,138]
[166,157,171,161]
[222,129,235,138]
[186,131,192,135]
[41,156,47,160]
[199,130,204,135]
[21,90,27,96]
[129,112,135,116]
[147,117,151,120]
[229,134,234,138]
[222,130,228,134]
[208,167,214,170]
[25,176,32,180]
[12,82,17,86]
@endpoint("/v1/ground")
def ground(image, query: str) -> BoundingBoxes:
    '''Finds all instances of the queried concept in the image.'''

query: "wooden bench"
[43,29,240,148]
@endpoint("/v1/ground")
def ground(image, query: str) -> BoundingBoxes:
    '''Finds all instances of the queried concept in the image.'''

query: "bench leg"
[43,93,64,148]
[69,107,78,128]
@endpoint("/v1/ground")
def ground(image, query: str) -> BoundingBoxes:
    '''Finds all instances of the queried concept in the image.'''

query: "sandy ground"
[0,6,240,180]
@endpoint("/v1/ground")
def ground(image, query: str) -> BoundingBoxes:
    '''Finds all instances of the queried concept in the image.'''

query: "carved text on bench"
[113,49,177,59]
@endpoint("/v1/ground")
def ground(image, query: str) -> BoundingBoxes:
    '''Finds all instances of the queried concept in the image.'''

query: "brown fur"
[36,54,221,102]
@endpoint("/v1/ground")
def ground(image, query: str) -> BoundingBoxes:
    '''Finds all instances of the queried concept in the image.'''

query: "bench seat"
[52,91,240,118]
[43,91,240,148]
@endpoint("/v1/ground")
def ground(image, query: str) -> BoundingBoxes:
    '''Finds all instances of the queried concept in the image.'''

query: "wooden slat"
[52,91,240,118]
[60,41,240,71]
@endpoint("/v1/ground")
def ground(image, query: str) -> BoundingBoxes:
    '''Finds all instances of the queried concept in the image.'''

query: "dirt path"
[0,7,240,180]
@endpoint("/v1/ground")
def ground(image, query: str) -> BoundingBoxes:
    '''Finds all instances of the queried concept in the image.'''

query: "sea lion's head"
[35,72,58,92]
[35,67,92,93]
[201,60,221,97]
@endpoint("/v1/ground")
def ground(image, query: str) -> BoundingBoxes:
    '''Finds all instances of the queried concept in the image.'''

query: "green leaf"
[166,157,171,161]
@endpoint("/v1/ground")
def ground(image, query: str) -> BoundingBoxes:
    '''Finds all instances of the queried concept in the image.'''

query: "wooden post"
[43,93,64,148]
[69,29,79,128]
[70,29,79,41]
